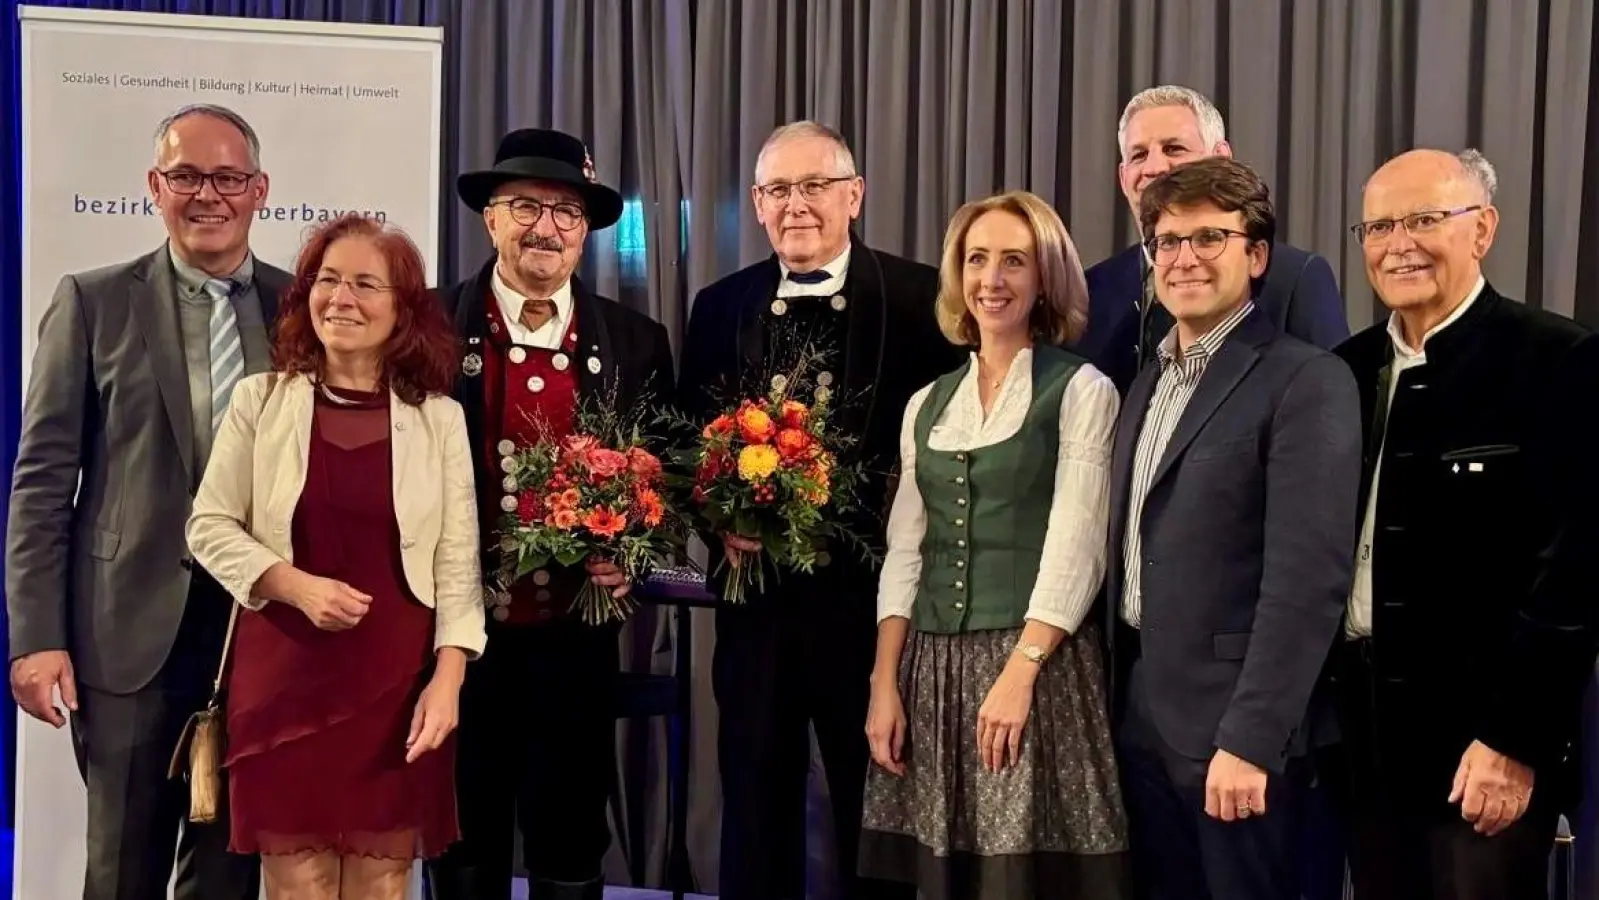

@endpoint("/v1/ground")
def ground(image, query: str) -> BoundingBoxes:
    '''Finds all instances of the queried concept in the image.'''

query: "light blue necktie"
[204,278,244,436]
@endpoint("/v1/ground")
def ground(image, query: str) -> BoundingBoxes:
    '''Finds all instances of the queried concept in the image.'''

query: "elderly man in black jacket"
[1333,147,1599,900]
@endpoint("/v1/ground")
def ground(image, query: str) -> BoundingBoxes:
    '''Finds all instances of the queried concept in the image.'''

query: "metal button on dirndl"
[509,346,528,364]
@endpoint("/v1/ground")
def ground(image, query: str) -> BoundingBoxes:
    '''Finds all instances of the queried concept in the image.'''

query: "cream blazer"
[186,372,487,657]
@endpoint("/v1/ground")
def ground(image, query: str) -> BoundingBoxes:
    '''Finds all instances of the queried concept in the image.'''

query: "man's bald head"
[1357,148,1499,330]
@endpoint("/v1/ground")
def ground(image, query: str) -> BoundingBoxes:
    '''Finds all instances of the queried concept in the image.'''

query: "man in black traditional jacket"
[677,121,961,900]
[1333,147,1599,900]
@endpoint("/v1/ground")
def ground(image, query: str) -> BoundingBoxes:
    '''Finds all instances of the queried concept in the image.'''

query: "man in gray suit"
[1105,156,1361,900]
[6,104,288,900]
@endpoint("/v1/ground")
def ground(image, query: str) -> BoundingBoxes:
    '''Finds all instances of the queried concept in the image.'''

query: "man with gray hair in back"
[678,120,961,900]
[1079,84,1350,393]
[6,103,288,900]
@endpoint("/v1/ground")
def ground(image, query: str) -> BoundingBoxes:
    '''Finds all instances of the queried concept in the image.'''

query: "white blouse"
[876,349,1120,633]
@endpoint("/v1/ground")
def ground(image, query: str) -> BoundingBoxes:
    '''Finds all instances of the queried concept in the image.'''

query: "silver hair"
[1116,85,1227,160]
[1456,148,1497,203]
[753,120,857,184]
[152,104,262,169]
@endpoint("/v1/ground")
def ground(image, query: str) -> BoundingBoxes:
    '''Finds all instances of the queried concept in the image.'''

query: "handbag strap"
[208,601,240,709]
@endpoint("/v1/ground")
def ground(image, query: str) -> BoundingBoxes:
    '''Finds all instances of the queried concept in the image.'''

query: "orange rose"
[778,399,808,429]
[584,507,628,539]
[736,405,777,444]
[775,427,814,461]
[627,446,663,478]
[588,448,630,480]
[703,414,736,439]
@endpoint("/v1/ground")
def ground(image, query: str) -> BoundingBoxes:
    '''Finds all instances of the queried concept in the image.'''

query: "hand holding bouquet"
[677,377,872,603]
[497,397,688,624]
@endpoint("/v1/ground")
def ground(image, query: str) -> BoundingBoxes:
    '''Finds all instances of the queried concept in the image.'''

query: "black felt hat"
[456,128,623,229]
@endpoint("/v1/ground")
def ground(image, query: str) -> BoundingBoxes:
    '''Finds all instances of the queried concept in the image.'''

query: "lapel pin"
[462,353,483,377]
[587,356,602,374]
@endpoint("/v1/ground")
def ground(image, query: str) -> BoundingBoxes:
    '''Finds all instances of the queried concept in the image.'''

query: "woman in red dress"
[187,213,487,899]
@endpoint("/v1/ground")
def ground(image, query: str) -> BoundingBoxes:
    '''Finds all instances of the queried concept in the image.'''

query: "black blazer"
[1107,309,1362,772]
[1334,284,1599,814]
[676,236,962,602]
[437,259,676,561]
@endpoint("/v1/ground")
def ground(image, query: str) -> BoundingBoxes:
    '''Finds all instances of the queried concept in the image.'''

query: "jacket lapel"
[839,238,887,438]
[1109,365,1159,578]
[571,276,617,404]
[129,248,195,485]
[1148,313,1269,488]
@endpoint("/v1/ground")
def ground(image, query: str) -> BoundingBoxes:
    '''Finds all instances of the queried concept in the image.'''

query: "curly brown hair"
[271,214,457,405]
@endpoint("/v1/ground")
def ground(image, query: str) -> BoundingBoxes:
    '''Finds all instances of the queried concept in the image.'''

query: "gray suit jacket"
[1106,309,1361,773]
[5,246,289,693]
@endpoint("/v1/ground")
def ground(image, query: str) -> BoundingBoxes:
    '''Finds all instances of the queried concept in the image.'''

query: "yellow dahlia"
[737,444,781,481]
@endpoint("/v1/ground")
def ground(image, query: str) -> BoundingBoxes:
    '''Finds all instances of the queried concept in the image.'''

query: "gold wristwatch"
[1015,642,1049,665]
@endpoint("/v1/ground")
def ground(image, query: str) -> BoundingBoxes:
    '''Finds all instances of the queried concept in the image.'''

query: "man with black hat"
[427,128,675,900]
[678,120,960,900]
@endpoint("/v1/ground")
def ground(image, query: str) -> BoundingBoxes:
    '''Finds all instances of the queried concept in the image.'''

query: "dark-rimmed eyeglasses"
[158,169,258,196]
[1349,206,1482,245]
[754,176,855,203]
[1143,228,1252,266]
[489,198,586,231]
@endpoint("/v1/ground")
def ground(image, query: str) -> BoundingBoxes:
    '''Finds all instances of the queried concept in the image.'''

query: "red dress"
[225,385,459,859]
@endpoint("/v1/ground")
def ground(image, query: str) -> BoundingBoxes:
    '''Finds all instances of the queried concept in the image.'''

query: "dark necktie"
[787,269,831,285]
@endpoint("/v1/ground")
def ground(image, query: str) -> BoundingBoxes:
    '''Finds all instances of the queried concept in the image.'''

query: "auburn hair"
[271,214,457,405]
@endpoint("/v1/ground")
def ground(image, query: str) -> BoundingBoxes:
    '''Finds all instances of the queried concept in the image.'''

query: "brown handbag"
[168,600,240,824]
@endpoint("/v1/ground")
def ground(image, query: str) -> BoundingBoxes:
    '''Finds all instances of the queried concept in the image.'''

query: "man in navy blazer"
[1080,85,1349,393]
[1106,157,1361,900]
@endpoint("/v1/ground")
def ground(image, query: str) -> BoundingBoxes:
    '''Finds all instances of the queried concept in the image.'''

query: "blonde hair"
[936,191,1089,347]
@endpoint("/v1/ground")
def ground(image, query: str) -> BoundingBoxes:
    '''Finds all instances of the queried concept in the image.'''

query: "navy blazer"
[1080,242,1349,394]
[1106,308,1362,772]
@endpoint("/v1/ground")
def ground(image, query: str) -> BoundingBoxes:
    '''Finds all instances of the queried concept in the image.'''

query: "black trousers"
[713,599,884,900]
[1334,643,1561,900]
[70,573,259,900]
[428,620,619,900]
[1115,658,1312,900]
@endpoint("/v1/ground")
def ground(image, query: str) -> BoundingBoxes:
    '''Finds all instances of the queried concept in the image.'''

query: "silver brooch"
[462,353,483,376]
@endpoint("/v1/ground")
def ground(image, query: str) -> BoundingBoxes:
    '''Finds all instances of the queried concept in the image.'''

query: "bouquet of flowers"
[671,354,874,604]
[496,391,690,624]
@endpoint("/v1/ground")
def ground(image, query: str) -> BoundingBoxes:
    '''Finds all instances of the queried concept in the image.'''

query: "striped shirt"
[1120,301,1255,627]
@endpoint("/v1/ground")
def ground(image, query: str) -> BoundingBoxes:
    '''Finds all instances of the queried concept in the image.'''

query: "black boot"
[527,876,604,900]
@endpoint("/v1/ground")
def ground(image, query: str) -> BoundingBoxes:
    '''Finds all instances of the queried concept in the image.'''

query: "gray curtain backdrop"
[29,0,1599,896]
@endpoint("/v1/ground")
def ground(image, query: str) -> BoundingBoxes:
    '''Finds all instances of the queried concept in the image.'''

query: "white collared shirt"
[776,245,851,298]
[491,268,574,349]
[1347,275,1486,637]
